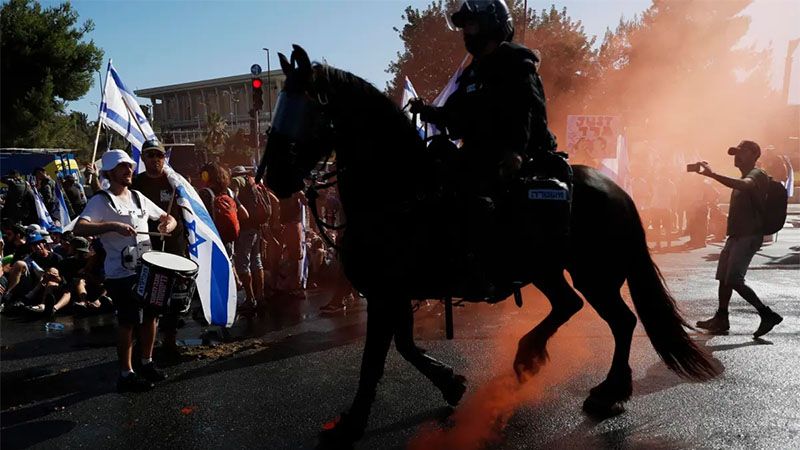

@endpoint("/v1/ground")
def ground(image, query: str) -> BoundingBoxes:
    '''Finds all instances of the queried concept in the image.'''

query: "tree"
[595,0,782,165]
[204,112,228,154]
[1,0,103,147]
[385,1,465,103]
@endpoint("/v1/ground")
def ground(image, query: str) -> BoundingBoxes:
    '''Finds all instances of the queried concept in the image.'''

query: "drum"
[134,251,199,315]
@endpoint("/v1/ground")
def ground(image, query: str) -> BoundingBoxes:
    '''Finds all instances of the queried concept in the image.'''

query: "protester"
[1,170,37,225]
[34,167,57,215]
[199,162,248,257]
[62,174,87,215]
[74,149,177,393]
[693,140,783,337]
[231,166,268,312]
[132,139,188,355]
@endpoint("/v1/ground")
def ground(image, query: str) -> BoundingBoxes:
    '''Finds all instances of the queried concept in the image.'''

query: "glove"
[409,99,437,123]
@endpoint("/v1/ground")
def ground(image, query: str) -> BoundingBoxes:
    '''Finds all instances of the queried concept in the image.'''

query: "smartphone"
[686,163,701,173]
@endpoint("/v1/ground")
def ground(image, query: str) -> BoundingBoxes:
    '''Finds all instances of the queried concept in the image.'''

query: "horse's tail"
[625,204,721,381]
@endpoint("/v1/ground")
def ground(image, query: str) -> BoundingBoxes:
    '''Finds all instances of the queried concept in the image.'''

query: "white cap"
[101,149,136,172]
[231,166,249,176]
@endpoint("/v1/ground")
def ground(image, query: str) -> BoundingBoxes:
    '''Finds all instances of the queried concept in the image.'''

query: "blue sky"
[47,0,798,117]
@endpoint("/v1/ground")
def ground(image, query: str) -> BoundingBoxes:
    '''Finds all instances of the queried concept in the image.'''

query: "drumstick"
[162,185,178,252]
[138,231,172,237]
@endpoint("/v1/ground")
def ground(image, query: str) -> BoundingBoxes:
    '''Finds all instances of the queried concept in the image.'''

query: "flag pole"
[88,66,107,184]
[119,92,179,241]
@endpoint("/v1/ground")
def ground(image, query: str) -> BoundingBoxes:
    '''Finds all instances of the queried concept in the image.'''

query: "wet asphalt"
[1,220,798,450]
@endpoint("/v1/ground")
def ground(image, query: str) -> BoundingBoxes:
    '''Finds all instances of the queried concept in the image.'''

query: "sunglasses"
[145,151,165,159]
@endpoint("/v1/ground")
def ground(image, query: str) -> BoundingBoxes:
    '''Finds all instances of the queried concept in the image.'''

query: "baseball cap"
[101,149,136,171]
[231,166,249,176]
[142,139,166,153]
[727,140,761,158]
[70,237,90,253]
[27,231,46,245]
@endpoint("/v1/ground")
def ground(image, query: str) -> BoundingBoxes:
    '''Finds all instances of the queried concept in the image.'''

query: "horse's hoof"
[317,412,364,449]
[442,374,467,406]
[582,395,625,420]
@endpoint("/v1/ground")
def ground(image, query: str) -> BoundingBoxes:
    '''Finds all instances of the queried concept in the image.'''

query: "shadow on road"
[0,419,78,450]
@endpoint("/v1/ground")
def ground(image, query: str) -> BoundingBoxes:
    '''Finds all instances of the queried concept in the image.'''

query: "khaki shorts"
[715,235,762,286]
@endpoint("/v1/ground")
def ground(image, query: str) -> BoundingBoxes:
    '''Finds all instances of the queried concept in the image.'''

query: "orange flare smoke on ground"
[410,290,616,450]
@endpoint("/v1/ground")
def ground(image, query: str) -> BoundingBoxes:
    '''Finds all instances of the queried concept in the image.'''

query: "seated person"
[24,266,71,317]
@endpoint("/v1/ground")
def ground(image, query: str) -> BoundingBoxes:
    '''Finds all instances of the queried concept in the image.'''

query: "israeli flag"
[428,54,470,136]
[32,187,56,229]
[401,77,424,138]
[99,60,157,173]
[165,166,237,327]
[54,181,71,226]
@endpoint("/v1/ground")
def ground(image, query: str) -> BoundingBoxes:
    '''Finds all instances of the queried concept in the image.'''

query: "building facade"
[135,70,285,144]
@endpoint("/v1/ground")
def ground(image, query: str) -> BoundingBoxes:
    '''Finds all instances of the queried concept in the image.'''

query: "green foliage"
[223,128,255,165]
[204,112,228,154]
[1,0,103,147]
[385,1,464,103]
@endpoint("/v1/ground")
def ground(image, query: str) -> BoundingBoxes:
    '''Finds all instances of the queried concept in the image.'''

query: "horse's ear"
[291,44,312,74]
[278,52,292,76]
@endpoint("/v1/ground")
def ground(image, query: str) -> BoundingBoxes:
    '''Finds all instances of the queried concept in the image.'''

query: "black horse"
[261,45,721,446]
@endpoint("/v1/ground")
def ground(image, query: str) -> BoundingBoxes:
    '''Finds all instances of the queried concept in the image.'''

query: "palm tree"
[204,112,229,154]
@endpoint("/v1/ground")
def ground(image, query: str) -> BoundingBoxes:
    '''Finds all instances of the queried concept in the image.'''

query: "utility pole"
[520,0,528,46]
[783,38,800,104]
[263,48,273,127]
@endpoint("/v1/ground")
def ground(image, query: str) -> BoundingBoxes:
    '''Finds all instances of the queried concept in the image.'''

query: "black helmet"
[448,0,514,42]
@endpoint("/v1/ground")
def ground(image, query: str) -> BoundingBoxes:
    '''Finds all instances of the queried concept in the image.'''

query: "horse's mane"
[315,64,424,150]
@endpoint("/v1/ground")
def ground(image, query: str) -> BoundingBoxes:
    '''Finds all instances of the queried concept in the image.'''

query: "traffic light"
[252,78,264,111]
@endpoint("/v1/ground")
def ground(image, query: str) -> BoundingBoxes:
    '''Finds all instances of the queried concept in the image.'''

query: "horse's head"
[264,44,333,198]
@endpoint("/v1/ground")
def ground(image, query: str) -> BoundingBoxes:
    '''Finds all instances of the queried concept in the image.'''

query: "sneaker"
[754,309,783,338]
[696,314,729,334]
[138,362,167,382]
[117,372,154,393]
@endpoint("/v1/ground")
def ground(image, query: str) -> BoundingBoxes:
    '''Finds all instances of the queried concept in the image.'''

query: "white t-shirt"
[80,189,165,279]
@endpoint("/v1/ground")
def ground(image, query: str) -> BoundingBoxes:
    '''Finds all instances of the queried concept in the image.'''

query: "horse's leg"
[393,300,467,406]
[578,282,637,416]
[320,298,393,445]
[514,270,583,380]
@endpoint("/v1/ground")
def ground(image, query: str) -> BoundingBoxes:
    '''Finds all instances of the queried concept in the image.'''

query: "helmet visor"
[445,0,469,31]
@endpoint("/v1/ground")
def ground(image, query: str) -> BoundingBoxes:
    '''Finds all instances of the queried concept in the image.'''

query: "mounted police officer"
[410,0,561,298]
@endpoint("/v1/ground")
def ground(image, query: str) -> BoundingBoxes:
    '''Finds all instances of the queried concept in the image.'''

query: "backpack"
[203,188,240,243]
[758,177,789,235]
[238,176,271,226]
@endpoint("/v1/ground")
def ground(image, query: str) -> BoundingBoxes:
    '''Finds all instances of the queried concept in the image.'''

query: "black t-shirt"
[132,172,188,256]
[32,250,62,271]
[59,254,88,282]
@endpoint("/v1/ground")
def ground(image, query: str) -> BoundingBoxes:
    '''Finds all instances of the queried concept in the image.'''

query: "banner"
[566,115,622,161]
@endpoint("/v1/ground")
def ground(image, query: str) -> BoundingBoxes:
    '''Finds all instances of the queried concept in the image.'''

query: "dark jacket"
[427,42,557,173]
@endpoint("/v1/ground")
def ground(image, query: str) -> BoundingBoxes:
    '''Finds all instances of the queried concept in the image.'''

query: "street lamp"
[221,88,239,126]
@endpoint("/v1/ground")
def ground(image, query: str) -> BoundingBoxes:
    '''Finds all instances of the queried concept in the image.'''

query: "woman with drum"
[74,149,178,393]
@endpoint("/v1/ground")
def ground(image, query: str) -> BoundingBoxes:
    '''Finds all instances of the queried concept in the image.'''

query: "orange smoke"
[409,286,615,450]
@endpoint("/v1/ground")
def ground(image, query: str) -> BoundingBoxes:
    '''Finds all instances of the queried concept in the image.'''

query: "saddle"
[414,140,573,301]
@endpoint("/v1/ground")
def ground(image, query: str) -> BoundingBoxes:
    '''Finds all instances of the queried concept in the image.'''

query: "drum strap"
[98,189,145,216]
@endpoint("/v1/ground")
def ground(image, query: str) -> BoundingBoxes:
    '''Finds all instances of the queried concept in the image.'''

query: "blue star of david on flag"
[185,219,207,258]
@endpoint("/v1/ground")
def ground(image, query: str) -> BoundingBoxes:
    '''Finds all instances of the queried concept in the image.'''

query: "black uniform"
[426,42,557,187]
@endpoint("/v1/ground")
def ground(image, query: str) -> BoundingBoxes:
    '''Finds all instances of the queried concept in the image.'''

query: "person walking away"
[693,140,783,337]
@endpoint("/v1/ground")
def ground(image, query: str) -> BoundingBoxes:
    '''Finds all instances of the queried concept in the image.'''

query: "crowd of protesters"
[0,148,357,331]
